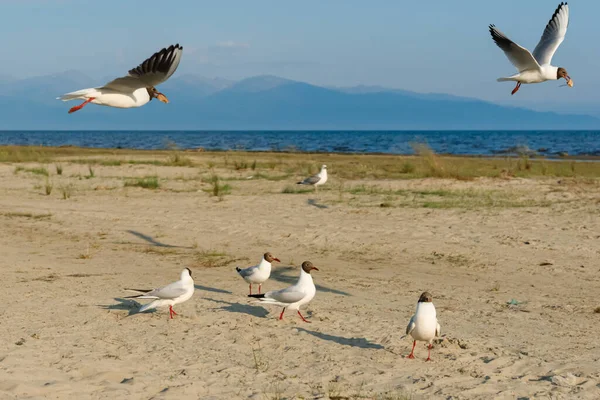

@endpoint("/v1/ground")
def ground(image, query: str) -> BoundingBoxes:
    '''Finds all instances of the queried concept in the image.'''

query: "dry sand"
[1,154,600,399]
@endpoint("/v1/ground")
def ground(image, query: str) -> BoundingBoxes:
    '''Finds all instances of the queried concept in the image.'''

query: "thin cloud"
[213,41,249,50]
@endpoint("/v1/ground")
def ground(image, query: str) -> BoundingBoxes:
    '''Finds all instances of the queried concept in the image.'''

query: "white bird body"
[406,292,441,361]
[58,44,183,112]
[61,87,152,109]
[489,2,572,94]
[249,261,319,322]
[406,302,440,342]
[126,268,194,319]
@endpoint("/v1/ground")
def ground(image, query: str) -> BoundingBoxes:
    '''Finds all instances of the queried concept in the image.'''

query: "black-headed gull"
[125,268,194,319]
[406,292,441,361]
[235,252,281,295]
[248,261,318,323]
[489,2,572,95]
[58,44,183,113]
[297,165,327,192]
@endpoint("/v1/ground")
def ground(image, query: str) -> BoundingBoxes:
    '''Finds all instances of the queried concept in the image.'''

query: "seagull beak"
[273,258,281,263]
[567,77,573,87]
[156,93,169,103]
[311,266,319,271]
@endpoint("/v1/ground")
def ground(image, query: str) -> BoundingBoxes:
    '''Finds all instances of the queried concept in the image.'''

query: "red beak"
[273,258,281,263]
[312,267,319,271]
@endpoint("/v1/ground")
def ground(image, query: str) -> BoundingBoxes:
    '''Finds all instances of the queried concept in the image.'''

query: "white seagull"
[406,291,441,361]
[249,261,318,323]
[58,44,183,113]
[235,252,281,295]
[489,2,572,95]
[297,165,328,192]
[125,268,194,319]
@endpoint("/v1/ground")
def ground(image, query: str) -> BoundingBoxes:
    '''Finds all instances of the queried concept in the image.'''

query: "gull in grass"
[297,165,327,192]
[406,291,441,361]
[58,44,183,113]
[489,2,572,95]
[125,268,194,319]
[249,261,318,323]
[235,252,281,295]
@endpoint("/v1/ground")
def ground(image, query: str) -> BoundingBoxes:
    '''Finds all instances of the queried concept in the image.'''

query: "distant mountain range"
[0,73,597,130]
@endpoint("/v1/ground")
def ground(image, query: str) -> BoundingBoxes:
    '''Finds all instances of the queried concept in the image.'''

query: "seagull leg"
[169,305,178,319]
[279,308,286,320]
[297,310,311,323]
[407,340,416,359]
[68,97,95,114]
[511,82,521,95]
[258,284,262,294]
[425,344,432,362]
[249,284,252,295]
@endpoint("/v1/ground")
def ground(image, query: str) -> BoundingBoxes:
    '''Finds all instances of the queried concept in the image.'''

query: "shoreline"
[2,144,600,161]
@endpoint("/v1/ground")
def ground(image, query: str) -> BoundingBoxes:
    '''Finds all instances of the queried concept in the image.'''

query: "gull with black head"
[406,291,441,361]
[58,44,183,113]
[235,252,281,295]
[249,261,318,323]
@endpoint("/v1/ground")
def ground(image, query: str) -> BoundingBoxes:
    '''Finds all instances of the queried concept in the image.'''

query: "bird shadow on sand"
[125,230,189,248]
[194,284,232,295]
[204,297,270,318]
[295,328,384,349]
[307,199,328,209]
[270,267,351,296]
[98,297,157,317]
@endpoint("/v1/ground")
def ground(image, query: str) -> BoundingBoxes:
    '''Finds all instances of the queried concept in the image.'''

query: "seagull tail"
[57,88,99,101]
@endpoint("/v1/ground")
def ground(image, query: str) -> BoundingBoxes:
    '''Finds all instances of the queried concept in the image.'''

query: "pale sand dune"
[0,159,599,399]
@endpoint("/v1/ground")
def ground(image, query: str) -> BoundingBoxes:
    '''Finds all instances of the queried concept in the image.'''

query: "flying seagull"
[489,2,572,95]
[58,44,183,113]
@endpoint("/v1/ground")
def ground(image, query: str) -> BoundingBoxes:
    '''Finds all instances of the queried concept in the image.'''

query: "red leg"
[407,340,416,359]
[279,308,286,320]
[297,310,311,323]
[249,284,252,295]
[426,344,432,361]
[258,284,262,294]
[68,97,95,114]
[169,305,178,319]
[511,82,521,95]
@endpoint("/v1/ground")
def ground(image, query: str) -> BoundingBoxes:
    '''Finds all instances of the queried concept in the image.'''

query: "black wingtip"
[235,267,241,272]
[248,294,266,298]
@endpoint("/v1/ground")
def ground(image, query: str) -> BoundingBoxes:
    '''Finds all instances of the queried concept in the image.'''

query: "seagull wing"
[265,286,306,304]
[489,25,540,72]
[299,174,321,185]
[133,280,188,300]
[406,315,416,335]
[102,44,183,92]
[532,2,569,66]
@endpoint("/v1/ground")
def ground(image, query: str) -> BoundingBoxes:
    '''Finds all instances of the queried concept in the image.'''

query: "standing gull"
[125,268,194,319]
[297,165,327,192]
[406,291,441,361]
[489,2,572,95]
[249,261,318,323]
[235,252,281,295]
[58,44,183,113]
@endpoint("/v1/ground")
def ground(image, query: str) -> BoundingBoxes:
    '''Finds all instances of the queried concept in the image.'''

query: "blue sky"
[1,0,599,109]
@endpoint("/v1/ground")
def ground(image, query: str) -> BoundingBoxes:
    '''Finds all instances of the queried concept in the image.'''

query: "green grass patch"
[124,176,159,189]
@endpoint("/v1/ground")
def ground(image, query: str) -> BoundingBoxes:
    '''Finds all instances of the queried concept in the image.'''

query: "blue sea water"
[1,130,599,157]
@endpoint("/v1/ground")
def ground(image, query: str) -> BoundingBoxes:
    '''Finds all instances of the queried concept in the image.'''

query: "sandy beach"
[1,147,599,399]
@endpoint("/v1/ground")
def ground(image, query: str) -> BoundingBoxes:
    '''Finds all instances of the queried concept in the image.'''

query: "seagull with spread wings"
[489,2,572,95]
[58,44,183,113]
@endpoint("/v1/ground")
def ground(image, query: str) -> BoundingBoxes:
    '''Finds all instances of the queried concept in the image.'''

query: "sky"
[1,0,600,111]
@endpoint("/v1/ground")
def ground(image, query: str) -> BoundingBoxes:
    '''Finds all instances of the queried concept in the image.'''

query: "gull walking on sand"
[125,268,194,319]
[406,291,441,361]
[297,165,327,192]
[235,252,281,295]
[489,2,572,95]
[249,261,318,323]
[58,44,183,113]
